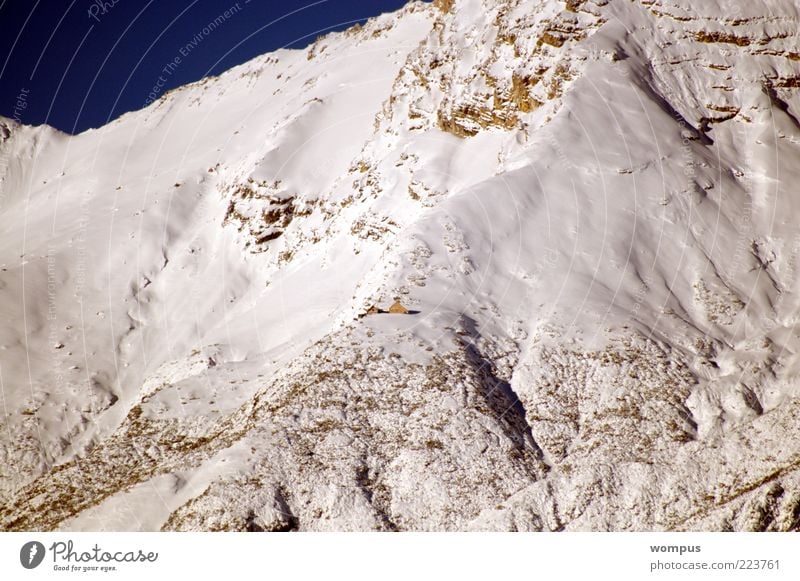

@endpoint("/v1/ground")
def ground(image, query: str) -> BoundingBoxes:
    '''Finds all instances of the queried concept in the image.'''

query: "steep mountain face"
[2,0,800,531]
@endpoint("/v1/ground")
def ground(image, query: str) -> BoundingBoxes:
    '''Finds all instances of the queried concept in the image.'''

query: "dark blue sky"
[0,0,412,134]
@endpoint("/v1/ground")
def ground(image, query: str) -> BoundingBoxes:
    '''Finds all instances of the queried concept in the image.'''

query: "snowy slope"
[2,0,800,531]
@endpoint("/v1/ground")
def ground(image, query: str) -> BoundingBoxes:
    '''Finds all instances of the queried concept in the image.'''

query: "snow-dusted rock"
[2,0,800,531]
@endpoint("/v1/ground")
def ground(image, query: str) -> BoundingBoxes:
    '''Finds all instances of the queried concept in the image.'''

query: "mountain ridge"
[2,0,800,531]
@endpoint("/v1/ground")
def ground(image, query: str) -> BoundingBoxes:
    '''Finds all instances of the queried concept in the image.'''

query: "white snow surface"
[2,0,800,531]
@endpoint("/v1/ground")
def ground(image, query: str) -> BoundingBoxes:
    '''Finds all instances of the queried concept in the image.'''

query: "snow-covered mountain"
[2,0,800,531]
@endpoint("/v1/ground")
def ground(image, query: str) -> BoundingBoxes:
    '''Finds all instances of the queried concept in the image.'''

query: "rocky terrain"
[2,0,800,531]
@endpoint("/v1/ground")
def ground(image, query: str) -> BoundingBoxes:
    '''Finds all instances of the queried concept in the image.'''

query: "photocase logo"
[20,541,46,569]
[87,0,122,22]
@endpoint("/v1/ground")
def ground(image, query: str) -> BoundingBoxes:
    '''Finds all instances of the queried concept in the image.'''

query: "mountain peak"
[2,0,800,532]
